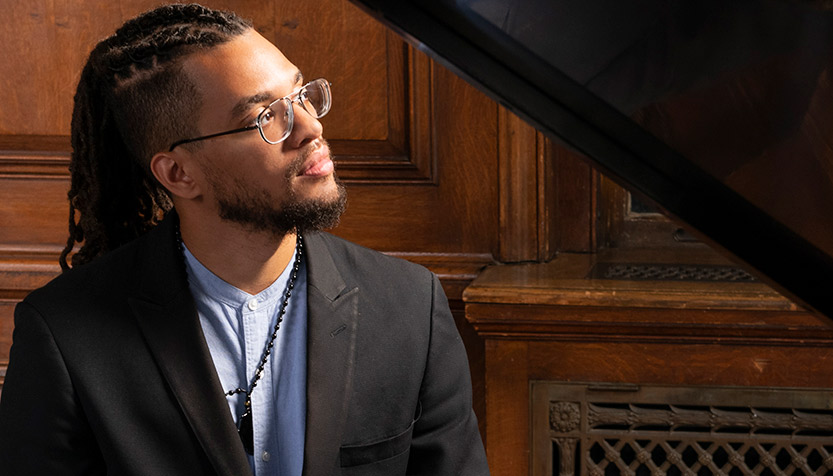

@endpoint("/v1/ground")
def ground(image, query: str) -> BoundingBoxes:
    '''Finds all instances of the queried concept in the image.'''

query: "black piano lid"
[348,0,833,320]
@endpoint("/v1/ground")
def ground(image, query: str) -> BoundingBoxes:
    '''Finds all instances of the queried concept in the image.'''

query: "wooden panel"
[484,339,528,474]
[272,0,436,182]
[0,302,14,361]
[0,137,70,299]
[274,0,389,141]
[0,176,69,249]
[475,311,833,476]
[554,146,598,252]
[526,341,833,388]
[538,138,558,261]
[120,1,272,33]
[496,108,561,263]
[498,107,539,262]
[0,301,15,393]
[0,0,119,136]
[332,65,500,257]
[328,40,435,183]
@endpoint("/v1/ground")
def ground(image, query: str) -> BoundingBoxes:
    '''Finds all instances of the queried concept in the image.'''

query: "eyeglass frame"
[167,78,331,152]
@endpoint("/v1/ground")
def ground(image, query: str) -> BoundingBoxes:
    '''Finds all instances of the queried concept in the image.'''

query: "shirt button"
[247,299,258,311]
[261,451,271,462]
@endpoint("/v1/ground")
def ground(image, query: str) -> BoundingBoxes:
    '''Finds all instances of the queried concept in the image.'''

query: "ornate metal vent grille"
[532,382,833,476]
[588,263,756,282]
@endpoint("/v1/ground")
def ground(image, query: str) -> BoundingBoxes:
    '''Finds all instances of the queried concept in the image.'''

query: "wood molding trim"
[463,251,831,344]
[332,33,436,184]
[496,108,558,263]
[0,246,63,300]
[386,251,493,301]
[0,135,71,179]
[466,303,833,345]
[537,137,557,261]
[0,153,69,179]
[498,107,538,262]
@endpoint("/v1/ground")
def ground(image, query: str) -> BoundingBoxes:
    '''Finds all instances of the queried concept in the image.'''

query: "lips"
[297,143,334,177]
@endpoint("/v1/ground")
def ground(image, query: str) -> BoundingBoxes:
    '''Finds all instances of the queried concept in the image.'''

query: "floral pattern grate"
[532,383,833,476]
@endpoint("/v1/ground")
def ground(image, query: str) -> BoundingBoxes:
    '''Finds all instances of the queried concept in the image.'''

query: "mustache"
[285,139,331,178]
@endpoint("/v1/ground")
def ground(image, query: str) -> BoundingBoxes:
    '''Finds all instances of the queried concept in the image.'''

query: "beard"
[203,143,348,237]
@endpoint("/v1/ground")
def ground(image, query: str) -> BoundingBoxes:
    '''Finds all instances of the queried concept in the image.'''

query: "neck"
[177,211,298,295]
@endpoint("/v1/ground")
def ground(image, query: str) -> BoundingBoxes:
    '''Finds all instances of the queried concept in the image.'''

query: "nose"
[285,102,323,149]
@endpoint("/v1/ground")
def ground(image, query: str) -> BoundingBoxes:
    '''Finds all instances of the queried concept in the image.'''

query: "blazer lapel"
[302,233,359,474]
[128,214,252,476]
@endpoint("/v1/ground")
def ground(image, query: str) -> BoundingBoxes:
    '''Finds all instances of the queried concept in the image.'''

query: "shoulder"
[305,232,439,309]
[29,246,132,300]
[308,231,432,281]
[22,228,157,318]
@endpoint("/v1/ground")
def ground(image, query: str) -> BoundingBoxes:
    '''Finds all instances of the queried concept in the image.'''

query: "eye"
[259,107,275,125]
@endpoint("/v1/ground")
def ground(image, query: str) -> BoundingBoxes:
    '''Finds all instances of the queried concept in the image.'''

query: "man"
[0,4,488,475]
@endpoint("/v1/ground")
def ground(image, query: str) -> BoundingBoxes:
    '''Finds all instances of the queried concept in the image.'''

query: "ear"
[149,151,201,200]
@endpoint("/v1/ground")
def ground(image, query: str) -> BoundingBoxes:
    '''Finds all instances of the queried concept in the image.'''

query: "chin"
[295,174,339,200]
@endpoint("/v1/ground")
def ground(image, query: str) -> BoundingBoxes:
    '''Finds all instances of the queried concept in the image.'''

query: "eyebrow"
[229,70,305,122]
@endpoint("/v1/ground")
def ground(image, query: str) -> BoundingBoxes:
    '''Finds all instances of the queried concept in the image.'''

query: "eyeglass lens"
[259,79,331,144]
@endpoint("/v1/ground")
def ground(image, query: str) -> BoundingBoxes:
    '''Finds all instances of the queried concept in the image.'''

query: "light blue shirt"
[183,244,307,476]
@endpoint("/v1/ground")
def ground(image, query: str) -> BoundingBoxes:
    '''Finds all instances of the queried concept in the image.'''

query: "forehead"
[182,30,300,114]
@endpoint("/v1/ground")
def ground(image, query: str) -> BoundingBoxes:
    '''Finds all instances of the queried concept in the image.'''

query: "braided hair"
[60,4,251,270]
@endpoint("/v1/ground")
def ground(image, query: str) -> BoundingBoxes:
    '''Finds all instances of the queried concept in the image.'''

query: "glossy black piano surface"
[349,0,833,320]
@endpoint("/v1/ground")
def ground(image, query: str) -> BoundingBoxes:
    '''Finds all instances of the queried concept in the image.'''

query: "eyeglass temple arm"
[168,125,259,151]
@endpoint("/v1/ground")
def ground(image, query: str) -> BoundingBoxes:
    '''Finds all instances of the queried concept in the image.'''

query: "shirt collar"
[182,242,298,309]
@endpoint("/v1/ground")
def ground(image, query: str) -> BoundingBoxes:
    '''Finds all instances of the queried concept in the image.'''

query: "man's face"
[180,29,346,236]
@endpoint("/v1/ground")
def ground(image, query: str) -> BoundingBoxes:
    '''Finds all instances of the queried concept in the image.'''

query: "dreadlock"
[60,3,251,271]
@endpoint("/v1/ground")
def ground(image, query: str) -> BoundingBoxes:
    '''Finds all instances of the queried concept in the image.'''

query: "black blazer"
[0,215,488,475]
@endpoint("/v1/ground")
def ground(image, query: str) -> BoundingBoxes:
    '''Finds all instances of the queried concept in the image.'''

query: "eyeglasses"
[168,78,332,151]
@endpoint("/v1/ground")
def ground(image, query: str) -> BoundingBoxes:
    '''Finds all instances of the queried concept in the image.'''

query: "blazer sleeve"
[406,274,490,475]
[0,301,105,475]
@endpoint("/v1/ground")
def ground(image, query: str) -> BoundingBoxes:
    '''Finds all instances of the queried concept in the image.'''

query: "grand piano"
[346,1,833,474]
[348,0,833,318]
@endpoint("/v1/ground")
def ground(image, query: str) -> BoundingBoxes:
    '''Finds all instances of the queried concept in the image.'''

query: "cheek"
[201,140,298,187]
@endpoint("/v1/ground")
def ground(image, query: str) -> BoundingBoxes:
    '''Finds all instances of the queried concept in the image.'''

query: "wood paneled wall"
[0,0,555,437]
[6,3,832,475]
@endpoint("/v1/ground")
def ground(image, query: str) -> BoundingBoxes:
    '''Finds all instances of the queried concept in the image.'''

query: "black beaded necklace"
[175,220,303,455]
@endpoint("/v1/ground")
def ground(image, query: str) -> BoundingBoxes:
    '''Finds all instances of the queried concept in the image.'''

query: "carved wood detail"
[331,33,436,184]
[497,108,558,263]
[532,383,833,476]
